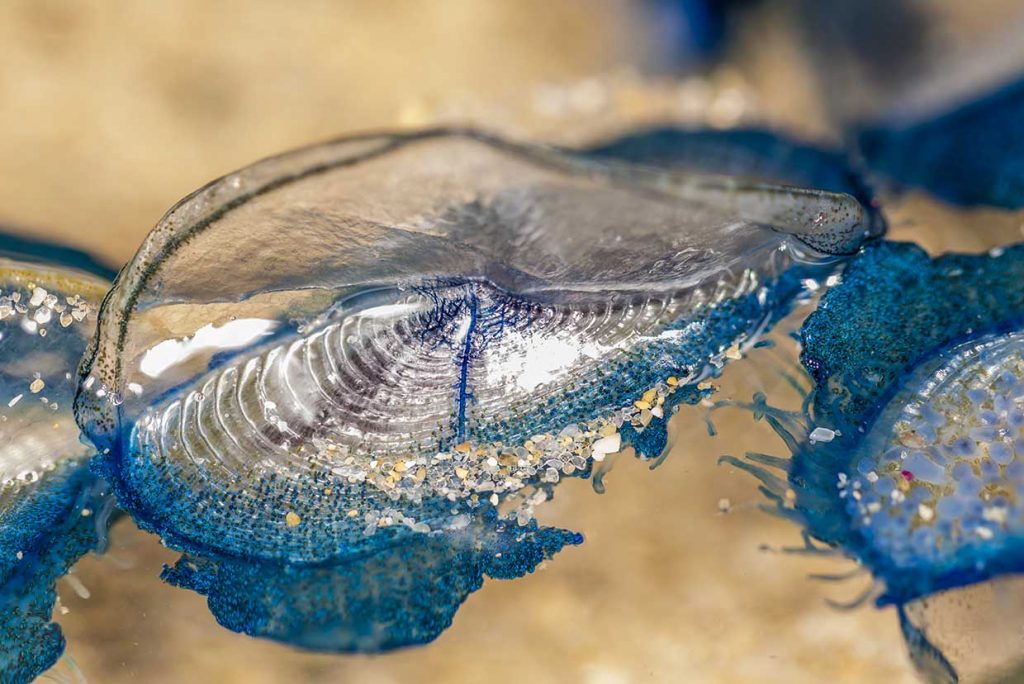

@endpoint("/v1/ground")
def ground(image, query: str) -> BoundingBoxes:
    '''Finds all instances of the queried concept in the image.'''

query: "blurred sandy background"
[0,1,1021,682]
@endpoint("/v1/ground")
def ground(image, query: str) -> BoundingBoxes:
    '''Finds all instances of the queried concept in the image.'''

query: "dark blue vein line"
[455,291,479,442]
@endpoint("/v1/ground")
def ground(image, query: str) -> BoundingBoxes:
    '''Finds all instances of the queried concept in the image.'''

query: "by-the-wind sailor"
[0,256,112,683]
[723,240,1024,682]
[74,128,879,651]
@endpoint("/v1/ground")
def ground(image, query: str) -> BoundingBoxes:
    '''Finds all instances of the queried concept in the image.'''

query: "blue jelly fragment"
[857,78,1024,208]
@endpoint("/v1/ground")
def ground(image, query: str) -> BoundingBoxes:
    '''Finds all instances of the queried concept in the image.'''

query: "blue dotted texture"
[160,507,580,652]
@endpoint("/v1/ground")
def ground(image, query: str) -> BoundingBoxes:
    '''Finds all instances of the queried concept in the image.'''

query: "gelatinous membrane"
[723,240,1024,682]
[0,256,112,683]
[74,128,879,651]
[585,126,882,228]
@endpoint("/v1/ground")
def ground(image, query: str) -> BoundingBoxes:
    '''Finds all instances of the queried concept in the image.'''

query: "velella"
[73,128,880,652]
[0,255,112,683]
[722,240,1024,681]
